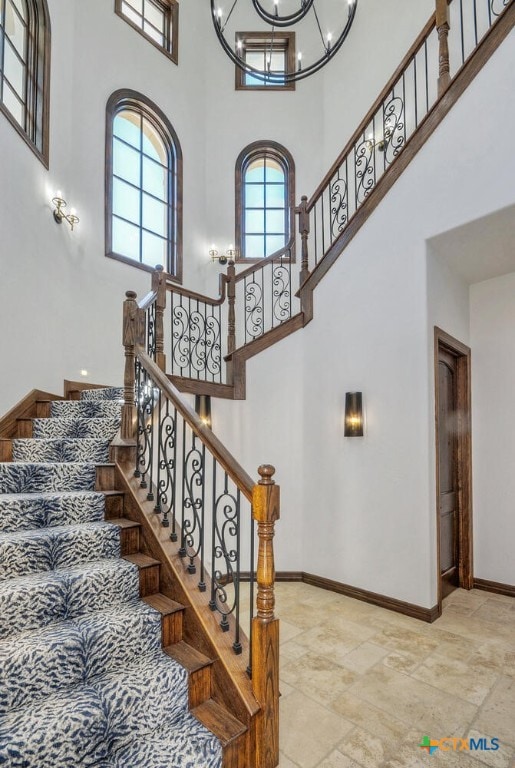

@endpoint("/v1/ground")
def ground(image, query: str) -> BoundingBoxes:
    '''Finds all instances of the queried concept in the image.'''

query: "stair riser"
[0,560,140,639]
[32,417,120,439]
[0,463,96,494]
[50,402,122,419]
[0,525,120,580]
[0,493,105,534]
[12,439,110,464]
[96,464,116,491]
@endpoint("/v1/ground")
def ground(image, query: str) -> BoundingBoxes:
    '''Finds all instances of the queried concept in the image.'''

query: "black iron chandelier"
[211,0,358,84]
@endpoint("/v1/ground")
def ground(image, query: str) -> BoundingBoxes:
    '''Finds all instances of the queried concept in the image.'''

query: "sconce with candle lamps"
[209,244,237,265]
[52,191,80,231]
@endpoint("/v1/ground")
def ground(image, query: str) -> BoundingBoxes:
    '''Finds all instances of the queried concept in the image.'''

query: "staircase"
[0,386,245,767]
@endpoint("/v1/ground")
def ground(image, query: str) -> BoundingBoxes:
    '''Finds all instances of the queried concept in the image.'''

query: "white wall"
[214,28,515,604]
[470,273,515,586]
[1,2,513,602]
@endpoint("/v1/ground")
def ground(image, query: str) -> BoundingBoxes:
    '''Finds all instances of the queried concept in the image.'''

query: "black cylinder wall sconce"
[344,392,363,437]
[195,394,212,429]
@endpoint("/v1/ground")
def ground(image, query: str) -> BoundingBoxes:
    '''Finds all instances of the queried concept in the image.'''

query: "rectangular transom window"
[235,32,295,91]
[115,0,178,63]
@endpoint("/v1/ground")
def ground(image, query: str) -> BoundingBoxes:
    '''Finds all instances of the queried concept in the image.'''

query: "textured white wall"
[1,2,513,602]
[470,273,515,586]
[214,29,515,604]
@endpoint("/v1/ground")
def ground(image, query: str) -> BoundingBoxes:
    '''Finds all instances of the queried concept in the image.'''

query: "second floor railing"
[124,0,512,392]
[298,0,512,273]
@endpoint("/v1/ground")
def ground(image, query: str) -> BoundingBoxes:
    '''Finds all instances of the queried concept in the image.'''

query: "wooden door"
[438,348,459,597]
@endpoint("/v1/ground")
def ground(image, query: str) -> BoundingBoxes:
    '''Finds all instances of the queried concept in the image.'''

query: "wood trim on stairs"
[276,571,442,623]
[473,578,515,598]
[0,389,63,439]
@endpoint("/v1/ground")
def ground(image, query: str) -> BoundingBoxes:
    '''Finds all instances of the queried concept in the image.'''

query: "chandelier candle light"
[212,0,358,85]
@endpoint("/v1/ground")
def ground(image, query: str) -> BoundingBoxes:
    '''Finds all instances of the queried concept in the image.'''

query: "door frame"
[434,327,473,611]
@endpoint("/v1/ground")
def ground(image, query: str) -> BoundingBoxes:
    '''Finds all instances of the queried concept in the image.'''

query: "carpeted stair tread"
[76,601,163,679]
[0,490,105,532]
[12,437,111,463]
[0,570,68,639]
[32,416,121,439]
[50,401,122,419]
[0,685,109,767]
[80,387,124,401]
[104,711,223,768]
[64,557,139,618]
[0,622,85,714]
[92,649,189,750]
[0,522,120,579]
[0,462,96,493]
[0,558,139,639]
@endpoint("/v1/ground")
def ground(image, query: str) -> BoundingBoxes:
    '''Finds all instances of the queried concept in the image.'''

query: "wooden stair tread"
[123,553,160,568]
[103,490,124,497]
[164,640,213,672]
[109,517,140,530]
[143,593,184,615]
[192,699,247,746]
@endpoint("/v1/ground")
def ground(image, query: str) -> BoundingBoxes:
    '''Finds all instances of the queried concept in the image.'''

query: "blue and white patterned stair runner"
[0,388,222,767]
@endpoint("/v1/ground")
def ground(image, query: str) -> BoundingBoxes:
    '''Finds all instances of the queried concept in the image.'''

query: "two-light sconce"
[52,191,79,231]
[209,244,236,265]
[344,392,364,437]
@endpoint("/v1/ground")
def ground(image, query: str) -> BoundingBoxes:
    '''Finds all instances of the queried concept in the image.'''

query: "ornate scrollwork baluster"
[491,0,509,17]
[171,298,221,381]
[354,135,375,206]
[330,168,348,240]
[382,94,405,167]
[135,365,155,494]
[272,259,291,327]
[179,427,205,580]
[209,468,242,652]
[157,398,178,532]
[245,275,264,342]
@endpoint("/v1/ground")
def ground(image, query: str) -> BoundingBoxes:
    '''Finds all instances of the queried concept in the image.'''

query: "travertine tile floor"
[272,583,515,768]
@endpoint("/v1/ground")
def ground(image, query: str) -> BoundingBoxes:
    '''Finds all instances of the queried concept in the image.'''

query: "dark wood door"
[438,348,459,597]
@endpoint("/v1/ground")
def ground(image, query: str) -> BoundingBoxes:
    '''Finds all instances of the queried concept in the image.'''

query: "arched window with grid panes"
[0,0,50,164]
[106,90,182,280]
[235,141,295,262]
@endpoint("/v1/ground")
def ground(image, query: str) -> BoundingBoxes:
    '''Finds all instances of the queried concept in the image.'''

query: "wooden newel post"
[227,260,236,356]
[252,464,280,768]
[152,264,167,372]
[436,0,451,96]
[295,195,310,288]
[122,290,138,441]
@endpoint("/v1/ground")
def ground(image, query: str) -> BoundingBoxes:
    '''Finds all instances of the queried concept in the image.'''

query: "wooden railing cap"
[258,465,276,485]
[125,290,137,300]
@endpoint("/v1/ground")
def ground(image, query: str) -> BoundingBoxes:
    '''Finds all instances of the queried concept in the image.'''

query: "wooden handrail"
[306,12,438,211]
[234,236,296,283]
[136,348,255,499]
[138,289,157,311]
[164,272,230,306]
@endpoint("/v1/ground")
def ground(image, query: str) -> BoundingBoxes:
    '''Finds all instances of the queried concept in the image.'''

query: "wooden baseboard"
[276,571,440,623]
[473,578,515,598]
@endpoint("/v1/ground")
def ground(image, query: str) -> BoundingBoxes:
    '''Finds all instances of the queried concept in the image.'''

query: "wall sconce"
[52,191,79,231]
[209,243,236,265]
[195,394,212,428]
[344,392,364,437]
[365,127,392,153]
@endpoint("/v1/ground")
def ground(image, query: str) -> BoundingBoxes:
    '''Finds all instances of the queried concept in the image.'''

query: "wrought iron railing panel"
[170,293,224,382]
[305,0,511,269]
[236,240,297,346]
[134,356,256,664]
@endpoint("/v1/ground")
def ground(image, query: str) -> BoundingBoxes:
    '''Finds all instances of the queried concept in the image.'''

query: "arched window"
[106,89,182,280]
[235,141,295,261]
[0,0,50,164]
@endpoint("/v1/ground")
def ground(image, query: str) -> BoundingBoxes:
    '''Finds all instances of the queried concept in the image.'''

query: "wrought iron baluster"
[413,54,419,129]
[460,0,465,65]
[158,398,178,532]
[154,388,163,516]
[424,39,429,112]
[473,0,479,45]
[180,427,205,577]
